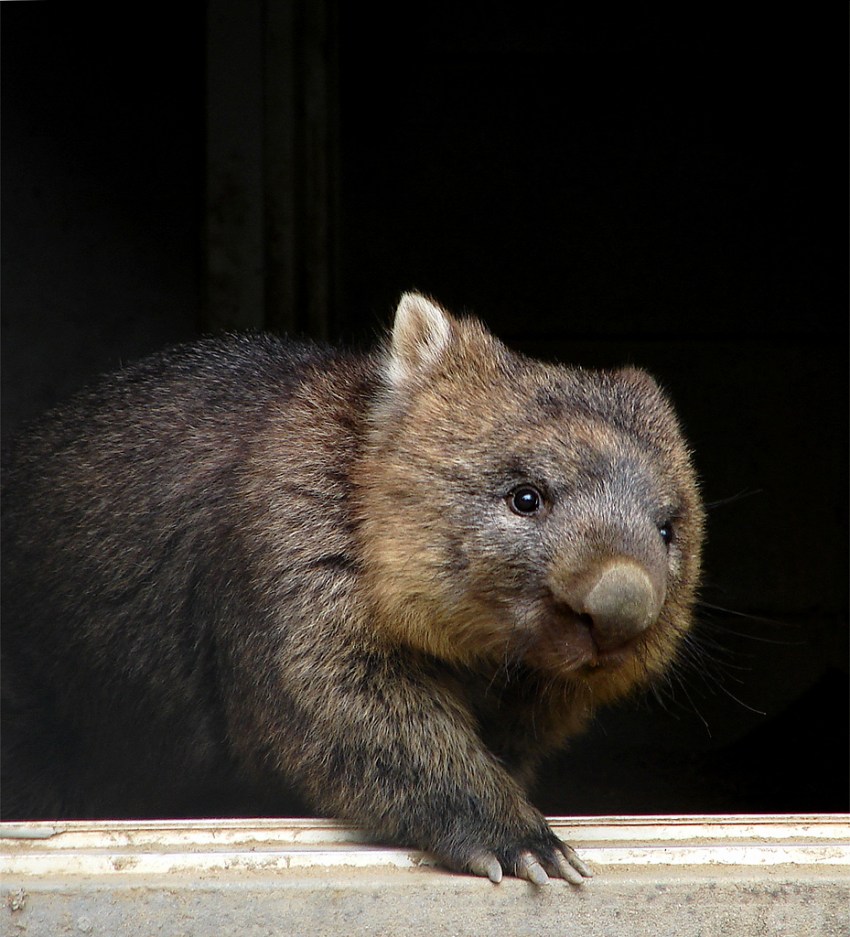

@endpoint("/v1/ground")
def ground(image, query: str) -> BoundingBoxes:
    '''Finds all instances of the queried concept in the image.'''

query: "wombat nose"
[575,560,662,650]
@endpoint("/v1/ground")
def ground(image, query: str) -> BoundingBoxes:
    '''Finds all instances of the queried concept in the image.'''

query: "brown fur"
[1,293,703,883]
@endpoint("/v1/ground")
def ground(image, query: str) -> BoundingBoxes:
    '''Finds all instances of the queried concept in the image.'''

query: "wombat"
[1,293,703,884]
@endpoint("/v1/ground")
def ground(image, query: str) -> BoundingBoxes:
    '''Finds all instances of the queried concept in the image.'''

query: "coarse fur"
[1,293,704,884]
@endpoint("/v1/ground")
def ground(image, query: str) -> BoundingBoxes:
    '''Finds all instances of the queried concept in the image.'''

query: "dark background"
[2,4,847,815]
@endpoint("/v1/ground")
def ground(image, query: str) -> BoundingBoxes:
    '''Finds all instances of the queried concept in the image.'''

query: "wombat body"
[1,294,703,884]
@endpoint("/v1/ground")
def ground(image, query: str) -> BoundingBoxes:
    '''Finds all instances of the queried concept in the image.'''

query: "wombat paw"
[465,835,593,886]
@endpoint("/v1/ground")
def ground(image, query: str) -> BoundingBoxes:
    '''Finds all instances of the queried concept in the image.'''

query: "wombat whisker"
[712,627,805,648]
[697,600,797,633]
[680,631,751,673]
[702,488,763,511]
[647,678,681,718]
[694,667,767,716]
[671,631,767,717]
[643,663,706,728]
[668,671,713,735]
[677,629,736,674]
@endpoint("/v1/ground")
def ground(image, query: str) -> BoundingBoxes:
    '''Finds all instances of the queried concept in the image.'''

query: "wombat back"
[1,332,375,818]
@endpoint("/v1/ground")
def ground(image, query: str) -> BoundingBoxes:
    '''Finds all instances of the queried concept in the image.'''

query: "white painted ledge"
[2,814,848,875]
[2,815,848,936]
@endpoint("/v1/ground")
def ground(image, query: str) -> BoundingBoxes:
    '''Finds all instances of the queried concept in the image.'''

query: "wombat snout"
[554,559,664,652]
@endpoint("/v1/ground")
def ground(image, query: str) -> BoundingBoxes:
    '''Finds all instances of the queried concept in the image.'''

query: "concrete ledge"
[3,815,848,935]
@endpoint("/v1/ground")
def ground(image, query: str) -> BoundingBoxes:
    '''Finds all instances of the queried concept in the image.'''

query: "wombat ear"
[385,292,455,386]
[617,366,661,393]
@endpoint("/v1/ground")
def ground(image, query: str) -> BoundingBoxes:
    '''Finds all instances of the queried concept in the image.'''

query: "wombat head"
[357,293,704,702]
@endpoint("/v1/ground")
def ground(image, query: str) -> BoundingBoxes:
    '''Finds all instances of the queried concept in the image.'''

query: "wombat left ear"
[385,292,455,386]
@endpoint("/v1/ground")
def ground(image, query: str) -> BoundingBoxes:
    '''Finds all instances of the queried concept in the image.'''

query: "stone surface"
[3,817,847,937]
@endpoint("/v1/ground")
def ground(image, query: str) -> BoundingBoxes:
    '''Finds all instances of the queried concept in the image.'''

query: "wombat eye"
[658,522,674,547]
[509,485,542,516]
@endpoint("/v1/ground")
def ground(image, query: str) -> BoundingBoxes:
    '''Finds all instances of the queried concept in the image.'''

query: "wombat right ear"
[384,292,455,387]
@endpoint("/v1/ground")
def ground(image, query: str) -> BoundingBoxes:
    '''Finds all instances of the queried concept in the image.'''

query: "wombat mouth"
[580,631,645,672]
[522,603,648,677]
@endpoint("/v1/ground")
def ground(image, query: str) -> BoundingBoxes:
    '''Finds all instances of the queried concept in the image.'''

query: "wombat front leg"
[233,651,592,885]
